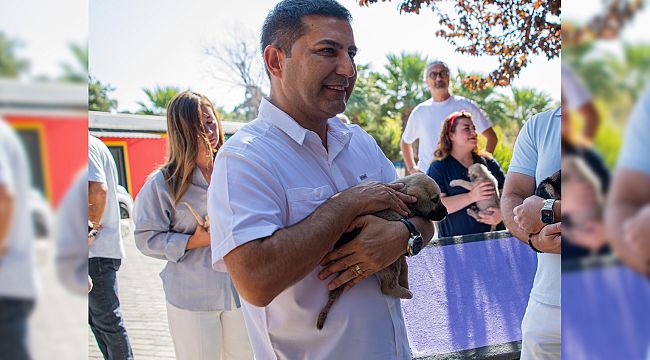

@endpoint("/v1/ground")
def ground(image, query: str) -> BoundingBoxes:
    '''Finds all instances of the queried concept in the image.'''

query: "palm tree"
[60,43,88,83]
[507,87,554,125]
[0,32,29,78]
[375,52,430,129]
[136,86,183,115]
[89,77,118,112]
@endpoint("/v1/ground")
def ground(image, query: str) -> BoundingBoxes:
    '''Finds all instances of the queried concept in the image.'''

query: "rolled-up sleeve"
[133,175,190,262]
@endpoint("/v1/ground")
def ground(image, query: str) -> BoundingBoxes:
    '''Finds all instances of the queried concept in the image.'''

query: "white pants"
[520,298,561,360]
[166,302,253,360]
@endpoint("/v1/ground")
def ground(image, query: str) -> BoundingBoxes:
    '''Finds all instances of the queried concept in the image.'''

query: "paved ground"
[88,220,175,359]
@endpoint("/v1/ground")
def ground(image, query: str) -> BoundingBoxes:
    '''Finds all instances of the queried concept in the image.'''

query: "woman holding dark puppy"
[133,92,252,359]
[427,111,506,237]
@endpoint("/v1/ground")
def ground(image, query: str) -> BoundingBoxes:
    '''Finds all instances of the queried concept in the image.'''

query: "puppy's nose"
[427,204,447,221]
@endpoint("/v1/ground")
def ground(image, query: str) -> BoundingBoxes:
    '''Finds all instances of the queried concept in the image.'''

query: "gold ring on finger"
[354,264,362,276]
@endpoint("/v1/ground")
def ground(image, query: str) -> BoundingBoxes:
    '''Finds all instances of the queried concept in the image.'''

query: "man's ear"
[264,45,284,78]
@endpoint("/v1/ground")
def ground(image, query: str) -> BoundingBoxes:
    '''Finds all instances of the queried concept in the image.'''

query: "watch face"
[412,235,423,255]
[541,209,553,224]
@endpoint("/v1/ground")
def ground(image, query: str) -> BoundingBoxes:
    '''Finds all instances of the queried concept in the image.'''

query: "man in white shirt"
[0,117,37,360]
[208,1,436,359]
[606,86,650,278]
[501,108,562,359]
[401,60,498,174]
[88,134,133,359]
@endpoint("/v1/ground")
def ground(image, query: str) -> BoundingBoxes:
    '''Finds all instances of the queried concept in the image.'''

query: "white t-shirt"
[402,95,492,171]
[617,86,650,174]
[88,135,125,259]
[508,108,561,307]
[55,169,89,295]
[209,99,410,360]
[0,118,37,299]
[562,63,591,111]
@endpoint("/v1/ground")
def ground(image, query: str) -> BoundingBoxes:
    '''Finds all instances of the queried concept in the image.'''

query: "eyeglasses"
[428,70,449,79]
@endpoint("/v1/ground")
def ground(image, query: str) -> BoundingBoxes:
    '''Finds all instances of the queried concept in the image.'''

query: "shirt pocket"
[286,185,335,225]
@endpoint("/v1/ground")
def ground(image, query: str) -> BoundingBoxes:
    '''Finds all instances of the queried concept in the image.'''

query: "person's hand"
[530,222,561,253]
[468,182,496,203]
[88,275,93,293]
[477,207,502,226]
[563,181,599,214]
[623,205,650,264]
[564,220,607,253]
[513,195,546,235]
[318,215,408,292]
[187,223,211,249]
[406,166,422,175]
[336,181,416,218]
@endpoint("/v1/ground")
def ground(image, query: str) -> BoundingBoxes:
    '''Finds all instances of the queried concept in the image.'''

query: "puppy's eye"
[431,195,439,202]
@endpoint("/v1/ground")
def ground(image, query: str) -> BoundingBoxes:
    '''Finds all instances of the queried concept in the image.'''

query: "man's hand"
[513,195,545,234]
[335,181,416,218]
[623,204,650,263]
[318,215,408,292]
[530,222,561,254]
[477,207,502,226]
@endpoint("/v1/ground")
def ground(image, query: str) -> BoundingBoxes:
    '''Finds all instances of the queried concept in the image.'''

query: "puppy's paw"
[449,179,462,187]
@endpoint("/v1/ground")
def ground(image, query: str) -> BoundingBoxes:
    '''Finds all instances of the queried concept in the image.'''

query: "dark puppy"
[536,170,561,200]
[317,173,447,329]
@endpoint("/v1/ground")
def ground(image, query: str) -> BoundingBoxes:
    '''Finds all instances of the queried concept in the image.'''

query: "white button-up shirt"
[208,98,411,359]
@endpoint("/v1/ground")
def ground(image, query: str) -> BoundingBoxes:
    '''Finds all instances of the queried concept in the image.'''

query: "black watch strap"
[399,218,418,236]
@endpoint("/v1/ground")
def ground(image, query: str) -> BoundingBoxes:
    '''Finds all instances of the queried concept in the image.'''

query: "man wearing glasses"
[401,60,498,175]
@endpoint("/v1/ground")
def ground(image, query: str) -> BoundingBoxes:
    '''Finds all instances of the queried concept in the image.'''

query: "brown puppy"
[317,173,447,329]
[181,202,210,232]
[449,163,500,230]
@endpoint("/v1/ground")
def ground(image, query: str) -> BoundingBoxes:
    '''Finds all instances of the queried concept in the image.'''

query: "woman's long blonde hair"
[433,111,490,160]
[160,91,225,204]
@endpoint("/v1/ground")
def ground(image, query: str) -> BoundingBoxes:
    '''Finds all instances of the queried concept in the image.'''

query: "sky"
[5,1,650,114]
[0,0,87,80]
[87,0,562,113]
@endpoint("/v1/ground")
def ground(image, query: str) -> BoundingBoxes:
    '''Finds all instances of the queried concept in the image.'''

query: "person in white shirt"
[0,117,37,360]
[208,1,435,359]
[501,108,562,359]
[401,60,498,175]
[88,134,133,359]
[606,86,650,278]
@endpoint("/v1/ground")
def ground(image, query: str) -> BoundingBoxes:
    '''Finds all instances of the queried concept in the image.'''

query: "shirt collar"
[257,97,352,147]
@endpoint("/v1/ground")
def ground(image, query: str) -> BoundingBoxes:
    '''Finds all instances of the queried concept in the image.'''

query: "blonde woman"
[426,111,506,237]
[133,92,252,359]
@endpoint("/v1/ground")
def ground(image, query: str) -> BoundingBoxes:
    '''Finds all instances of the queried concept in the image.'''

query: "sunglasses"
[428,70,449,79]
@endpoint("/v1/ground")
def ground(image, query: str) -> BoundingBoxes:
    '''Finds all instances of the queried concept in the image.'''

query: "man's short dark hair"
[261,0,352,58]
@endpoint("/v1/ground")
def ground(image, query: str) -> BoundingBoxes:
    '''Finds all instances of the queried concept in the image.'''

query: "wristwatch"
[400,218,423,256]
[540,199,556,224]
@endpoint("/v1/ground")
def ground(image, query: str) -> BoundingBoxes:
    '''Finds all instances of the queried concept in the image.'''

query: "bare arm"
[224,184,415,307]
[88,181,107,229]
[501,172,536,243]
[400,140,420,174]
[482,127,498,154]
[578,102,599,141]
[606,169,650,273]
[0,185,14,254]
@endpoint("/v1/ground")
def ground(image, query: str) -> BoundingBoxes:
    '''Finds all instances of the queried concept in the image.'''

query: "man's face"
[279,16,357,122]
[425,64,450,92]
